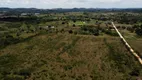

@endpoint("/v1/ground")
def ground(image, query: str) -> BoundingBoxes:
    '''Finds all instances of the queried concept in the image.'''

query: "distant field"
[0,33,141,80]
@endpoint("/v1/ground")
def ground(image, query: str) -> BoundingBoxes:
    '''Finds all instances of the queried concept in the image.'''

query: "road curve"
[112,22,142,65]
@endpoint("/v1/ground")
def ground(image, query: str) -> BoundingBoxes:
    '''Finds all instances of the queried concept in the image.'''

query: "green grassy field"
[0,33,141,80]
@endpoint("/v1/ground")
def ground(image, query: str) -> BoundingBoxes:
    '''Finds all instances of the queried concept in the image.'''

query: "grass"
[0,18,141,80]
[119,29,142,57]
[1,11,142,80]
[0,33,141,80]
[69,21,86,26]
[127,38,142,57]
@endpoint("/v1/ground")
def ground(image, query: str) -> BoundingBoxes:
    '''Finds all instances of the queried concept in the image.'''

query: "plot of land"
[0,33,141,80]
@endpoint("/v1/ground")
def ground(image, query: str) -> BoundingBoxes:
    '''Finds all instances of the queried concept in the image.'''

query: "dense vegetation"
[0,9,142,80]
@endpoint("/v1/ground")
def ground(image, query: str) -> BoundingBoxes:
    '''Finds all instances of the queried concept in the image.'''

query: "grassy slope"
[0,33,141,80]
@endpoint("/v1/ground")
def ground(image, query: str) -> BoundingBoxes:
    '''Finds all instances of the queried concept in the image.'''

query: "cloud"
[0,0,141,8]
[98,0,121,3]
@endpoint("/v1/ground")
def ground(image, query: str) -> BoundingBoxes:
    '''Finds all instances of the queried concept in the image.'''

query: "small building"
[39,26,55,30]
[51,26,55,29]
[21,13,28,16]
[44,26,49,29]
[35,13,40,16]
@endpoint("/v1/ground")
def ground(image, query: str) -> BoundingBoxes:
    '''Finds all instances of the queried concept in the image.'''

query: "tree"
[20,23,28,32]
[16,32,21,37]
[135,25,142,36]
[62,22,65,24]
[29,25,36,32]
[93,29,99,36]
[80,26,100,36]
[68,30,73,34]
[73,24,76,27]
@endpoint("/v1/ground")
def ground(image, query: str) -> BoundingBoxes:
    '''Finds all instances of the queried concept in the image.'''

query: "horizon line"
[0,7,142,9]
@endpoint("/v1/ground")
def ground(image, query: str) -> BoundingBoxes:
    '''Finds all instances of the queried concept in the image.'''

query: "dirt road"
[112,22,142,65]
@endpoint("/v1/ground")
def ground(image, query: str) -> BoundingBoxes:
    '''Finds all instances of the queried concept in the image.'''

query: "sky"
[0,0,141,9]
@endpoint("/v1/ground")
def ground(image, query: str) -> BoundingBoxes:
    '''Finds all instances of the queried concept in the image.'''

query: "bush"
[73,24,76,27]
[4,35,15,45]
[18,68,32,77]
[4,22,22,28]
[81,26,88,31]
[135,25,142,36]
[80,26,100,36]
[68,30,73,34]
[102,29,118,36]
[0,35,20,49]
[74,31,78,35]
[122,26,126,29]
[135,28,142,36]
[60,29,65,33]
[62,22,65,24]
[4,75,24,80]
[127,27,134,33]
[4,35,19,45]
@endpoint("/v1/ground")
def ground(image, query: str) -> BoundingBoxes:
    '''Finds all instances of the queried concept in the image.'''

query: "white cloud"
[98,0,121,3]
[0,0,141,8]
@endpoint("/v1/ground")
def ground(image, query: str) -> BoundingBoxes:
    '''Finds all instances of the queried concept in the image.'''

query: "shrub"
[73,24,76,27]
[0,34,20,49]
[80,26,100,36]
[135,28,142,36]
[4,75,24,80]
[135,25,142,36]
[62,22,65,24]
[102,29,118,36]
[68,30,73,34]
[18,68,32,77]
[60,29,65,33]
[74,31,78,35]
[4,35,15,45]
[127,27,134,33]
[122,26,126,29]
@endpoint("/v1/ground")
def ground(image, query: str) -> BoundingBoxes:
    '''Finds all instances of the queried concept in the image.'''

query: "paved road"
[112,22,142,65]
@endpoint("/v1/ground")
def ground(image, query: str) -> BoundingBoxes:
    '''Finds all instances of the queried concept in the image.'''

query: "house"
[44,26,49,30]
[21,13,28,16]
[39,26,55,30]
[51,26,55,29]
